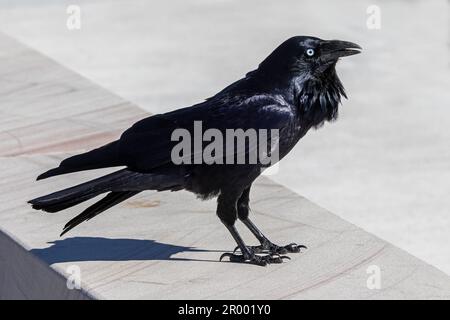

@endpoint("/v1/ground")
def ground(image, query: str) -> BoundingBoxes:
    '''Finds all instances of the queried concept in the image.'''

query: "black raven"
[29,36,361,266]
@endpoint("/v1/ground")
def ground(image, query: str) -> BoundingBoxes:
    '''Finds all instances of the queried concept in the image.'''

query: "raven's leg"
[217,190,287,266]
[236,186,306,254]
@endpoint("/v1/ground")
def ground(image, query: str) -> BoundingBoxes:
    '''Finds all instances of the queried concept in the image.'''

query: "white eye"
[306,48,315,57]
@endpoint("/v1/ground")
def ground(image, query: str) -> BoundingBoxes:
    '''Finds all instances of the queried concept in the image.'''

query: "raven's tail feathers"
[60,191,140,236]
[29,169,133,213]
[29,168,185,234]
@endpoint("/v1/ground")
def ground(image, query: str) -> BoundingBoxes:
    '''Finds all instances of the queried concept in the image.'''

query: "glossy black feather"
[29,36,359,235]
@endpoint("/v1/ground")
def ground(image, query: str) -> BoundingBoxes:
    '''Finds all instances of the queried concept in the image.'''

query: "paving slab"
[0,32,449,299]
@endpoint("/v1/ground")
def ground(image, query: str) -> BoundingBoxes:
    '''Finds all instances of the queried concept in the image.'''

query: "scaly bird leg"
[234,218,307,255]
[235,186,307,255]
[219,222,289,266]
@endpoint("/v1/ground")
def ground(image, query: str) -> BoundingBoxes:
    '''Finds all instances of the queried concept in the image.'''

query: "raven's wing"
[37,92,295,179]
[117,94,295,172]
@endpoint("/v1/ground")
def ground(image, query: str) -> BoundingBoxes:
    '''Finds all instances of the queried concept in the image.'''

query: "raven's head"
[258,36,361,80]
[258,36,361,127]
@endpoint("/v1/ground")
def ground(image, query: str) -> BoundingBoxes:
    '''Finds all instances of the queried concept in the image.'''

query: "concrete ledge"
[1,32,450,299]
[2,155,450,299]
[0,229,91,299]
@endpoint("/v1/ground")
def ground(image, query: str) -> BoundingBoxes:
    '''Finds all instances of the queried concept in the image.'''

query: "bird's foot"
[233,241,307,255]
[219,251,290,266]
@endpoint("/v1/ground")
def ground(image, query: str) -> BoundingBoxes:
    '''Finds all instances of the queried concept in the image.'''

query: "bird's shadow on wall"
[30,237,222,265]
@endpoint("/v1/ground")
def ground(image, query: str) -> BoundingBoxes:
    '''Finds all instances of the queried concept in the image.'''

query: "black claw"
[222,242,306,265]
[232,242,307,255]
[219,251,290,266]
[284,243,307,253]
[219,252,233,262]
[267,254,285,264]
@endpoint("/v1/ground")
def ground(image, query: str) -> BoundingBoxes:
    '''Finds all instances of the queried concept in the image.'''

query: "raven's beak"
[320,40,362,62]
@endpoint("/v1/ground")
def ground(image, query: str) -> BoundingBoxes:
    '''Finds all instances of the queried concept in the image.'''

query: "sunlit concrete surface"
[4,155,450,299]
[0,0,448,275]
[0,32,450,299]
